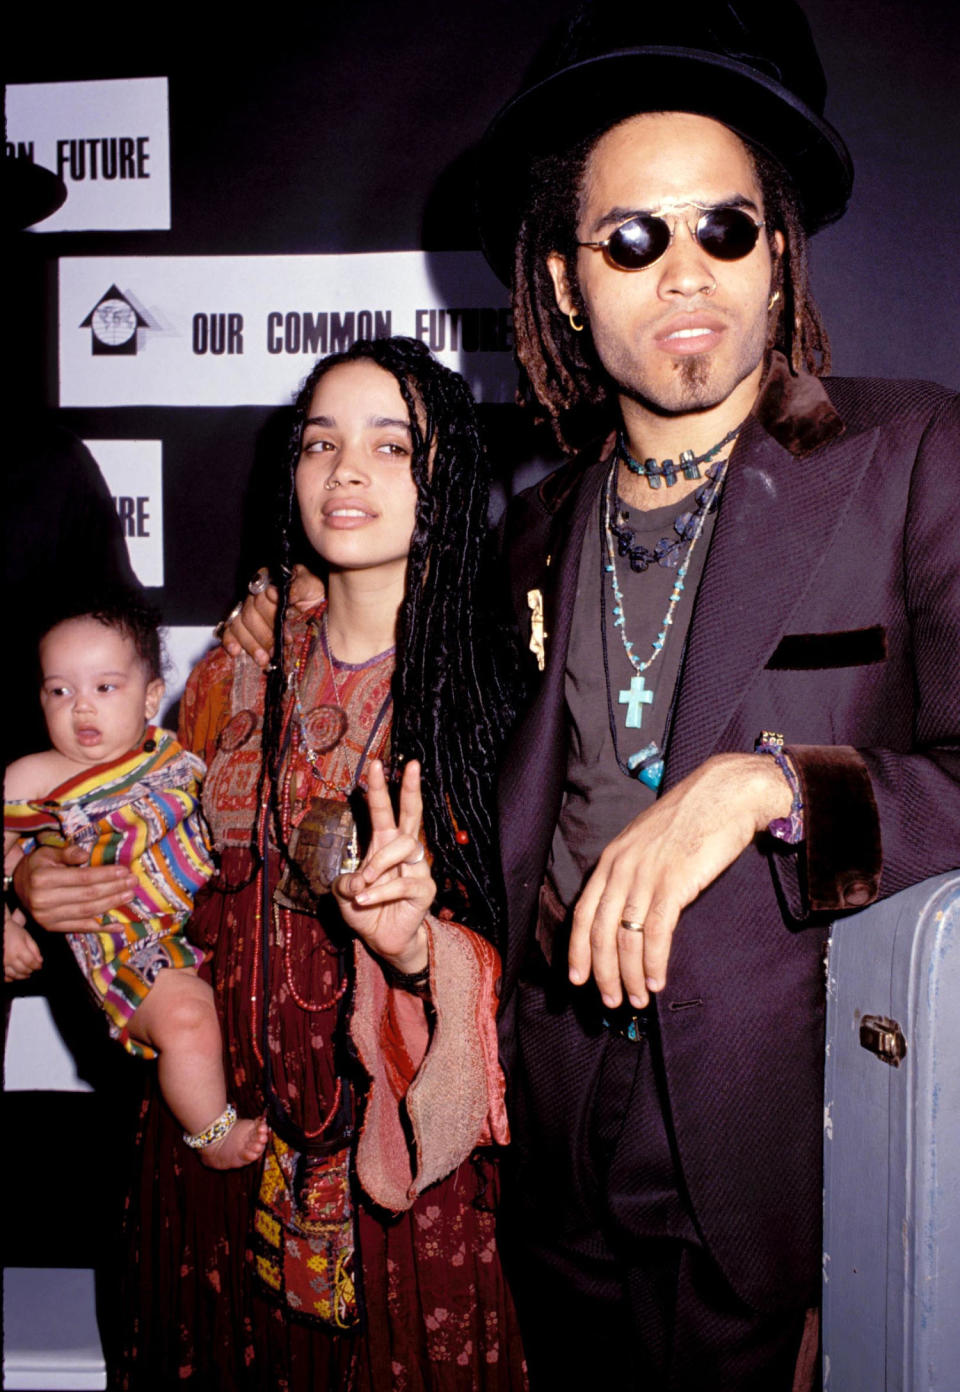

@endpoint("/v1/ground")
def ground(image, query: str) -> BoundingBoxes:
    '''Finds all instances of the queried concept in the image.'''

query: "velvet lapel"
[664,414,883,785]
[498,454,608,943]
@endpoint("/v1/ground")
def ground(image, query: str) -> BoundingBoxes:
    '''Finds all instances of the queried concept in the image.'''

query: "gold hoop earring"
[568,310,585,332]
[768,289,781,311]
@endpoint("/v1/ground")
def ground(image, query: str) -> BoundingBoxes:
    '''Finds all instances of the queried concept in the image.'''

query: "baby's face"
[38,618,164,767]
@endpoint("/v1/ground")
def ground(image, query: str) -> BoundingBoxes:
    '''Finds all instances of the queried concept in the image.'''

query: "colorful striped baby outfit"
[4,726,215,1056]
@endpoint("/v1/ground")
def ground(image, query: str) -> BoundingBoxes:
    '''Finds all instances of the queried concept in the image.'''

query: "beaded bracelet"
[379,958,431,999]
[183,1102,237,1151]
[754,732,804,844]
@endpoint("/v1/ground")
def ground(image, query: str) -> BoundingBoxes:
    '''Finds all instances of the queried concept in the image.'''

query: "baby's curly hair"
[38,587,164,681]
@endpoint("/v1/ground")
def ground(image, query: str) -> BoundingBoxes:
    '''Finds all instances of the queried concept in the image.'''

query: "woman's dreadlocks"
[256,336,516,946]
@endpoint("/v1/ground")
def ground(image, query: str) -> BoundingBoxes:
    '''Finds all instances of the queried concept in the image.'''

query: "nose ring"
[323,478,341,491]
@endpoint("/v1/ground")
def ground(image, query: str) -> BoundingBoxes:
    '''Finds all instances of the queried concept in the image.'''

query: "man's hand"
[333,760,434,976]
[13,843,137,933]
[220,564,325,668]
[569,753,791,1009]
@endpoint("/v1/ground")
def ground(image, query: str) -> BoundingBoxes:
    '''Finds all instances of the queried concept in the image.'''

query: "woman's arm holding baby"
[6,754,136,934]
[13,844,136,933]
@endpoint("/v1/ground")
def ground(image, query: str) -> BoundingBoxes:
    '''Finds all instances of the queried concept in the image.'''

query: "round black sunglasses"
[578,203,764,272]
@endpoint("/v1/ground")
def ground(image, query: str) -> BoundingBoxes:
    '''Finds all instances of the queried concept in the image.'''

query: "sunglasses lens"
[698,208,761,260]
[606,215,671,270]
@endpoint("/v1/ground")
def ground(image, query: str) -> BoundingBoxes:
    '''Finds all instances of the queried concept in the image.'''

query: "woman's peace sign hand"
[333,759,433,974]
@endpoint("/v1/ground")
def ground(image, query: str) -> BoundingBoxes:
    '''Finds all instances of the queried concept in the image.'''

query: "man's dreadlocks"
[512,121,831,454]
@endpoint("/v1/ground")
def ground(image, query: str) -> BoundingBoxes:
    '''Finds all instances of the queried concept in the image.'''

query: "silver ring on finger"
[248,568,270,596]
[619,918,645,933]
[404,846,426,865]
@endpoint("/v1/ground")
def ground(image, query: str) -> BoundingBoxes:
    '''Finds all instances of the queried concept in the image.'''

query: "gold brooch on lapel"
[526,588,547,671]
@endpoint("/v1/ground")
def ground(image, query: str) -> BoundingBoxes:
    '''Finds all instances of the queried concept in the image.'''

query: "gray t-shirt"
[548,475,717,910]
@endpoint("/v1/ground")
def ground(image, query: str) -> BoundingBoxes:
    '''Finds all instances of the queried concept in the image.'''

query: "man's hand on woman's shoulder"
[218,564,325,668]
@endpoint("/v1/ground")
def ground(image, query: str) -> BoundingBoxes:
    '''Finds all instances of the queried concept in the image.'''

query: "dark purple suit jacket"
[496,356,960,1310]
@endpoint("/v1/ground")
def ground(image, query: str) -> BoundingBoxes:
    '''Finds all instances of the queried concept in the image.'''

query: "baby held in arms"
[3,593,267,1170]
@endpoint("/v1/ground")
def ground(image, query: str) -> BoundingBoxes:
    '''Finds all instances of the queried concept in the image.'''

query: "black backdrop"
[7,0,959,630]
[2,0,958,1316]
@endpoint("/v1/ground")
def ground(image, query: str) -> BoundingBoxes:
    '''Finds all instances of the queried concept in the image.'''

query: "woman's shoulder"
[183,644,234,708]
[179,645,243,758]
[189,640,234,684]
[178,602,325,758]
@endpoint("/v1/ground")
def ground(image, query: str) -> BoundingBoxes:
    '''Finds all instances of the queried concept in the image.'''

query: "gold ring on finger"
[619,919,644,933]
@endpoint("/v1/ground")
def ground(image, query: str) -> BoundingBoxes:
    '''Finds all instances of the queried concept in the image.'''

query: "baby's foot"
[200,1115,269,1171]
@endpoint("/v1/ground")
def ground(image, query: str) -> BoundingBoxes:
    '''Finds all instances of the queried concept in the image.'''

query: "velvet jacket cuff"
[771,744,882,920]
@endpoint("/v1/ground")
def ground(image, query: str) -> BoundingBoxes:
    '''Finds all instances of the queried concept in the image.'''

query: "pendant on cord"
[274,797,360,910]
[627,742,664,790]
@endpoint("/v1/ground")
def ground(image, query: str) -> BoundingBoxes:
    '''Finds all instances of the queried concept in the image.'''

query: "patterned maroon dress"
[119,604,526,1390]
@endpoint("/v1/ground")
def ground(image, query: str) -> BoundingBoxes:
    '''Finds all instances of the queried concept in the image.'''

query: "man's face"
[547,111,782,417]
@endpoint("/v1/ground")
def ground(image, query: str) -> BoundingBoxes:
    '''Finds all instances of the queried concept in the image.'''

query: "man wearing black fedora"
[481,1,960,1387]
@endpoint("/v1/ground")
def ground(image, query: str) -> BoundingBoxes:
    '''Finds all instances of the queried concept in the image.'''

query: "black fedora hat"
[477,0,853,284]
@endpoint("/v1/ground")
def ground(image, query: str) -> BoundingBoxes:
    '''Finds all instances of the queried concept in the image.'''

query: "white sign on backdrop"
[159,627,217,727]
[6,78,171,233]
[84,440,164,588]
[59,252,516,406]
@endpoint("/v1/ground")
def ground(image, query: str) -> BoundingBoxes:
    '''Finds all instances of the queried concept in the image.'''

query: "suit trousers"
[501,977,813,1391]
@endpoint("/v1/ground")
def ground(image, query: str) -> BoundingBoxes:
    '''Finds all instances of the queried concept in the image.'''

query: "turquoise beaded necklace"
[602,451,730,786]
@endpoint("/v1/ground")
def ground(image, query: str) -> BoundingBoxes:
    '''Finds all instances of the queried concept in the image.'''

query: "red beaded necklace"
[248,607,392,1144]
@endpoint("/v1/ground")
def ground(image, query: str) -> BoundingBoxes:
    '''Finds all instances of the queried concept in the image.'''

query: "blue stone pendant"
[639,760,664,790]
[627,742,663,788]
[628,741,658,771]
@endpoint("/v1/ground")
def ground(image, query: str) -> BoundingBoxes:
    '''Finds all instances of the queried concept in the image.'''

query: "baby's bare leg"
[129,969,268,1169]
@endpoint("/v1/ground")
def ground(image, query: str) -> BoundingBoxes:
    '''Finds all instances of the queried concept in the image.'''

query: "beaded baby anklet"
[183,1102,238,1151]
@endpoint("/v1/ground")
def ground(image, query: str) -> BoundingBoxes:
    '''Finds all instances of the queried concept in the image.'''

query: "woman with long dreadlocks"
[118,338,525,1389]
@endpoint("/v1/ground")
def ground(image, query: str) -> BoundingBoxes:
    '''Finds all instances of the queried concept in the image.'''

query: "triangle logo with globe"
[80,285,152,355]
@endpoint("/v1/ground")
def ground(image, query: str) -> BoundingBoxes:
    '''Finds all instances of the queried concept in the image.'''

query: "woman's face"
[295,360,420,580]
